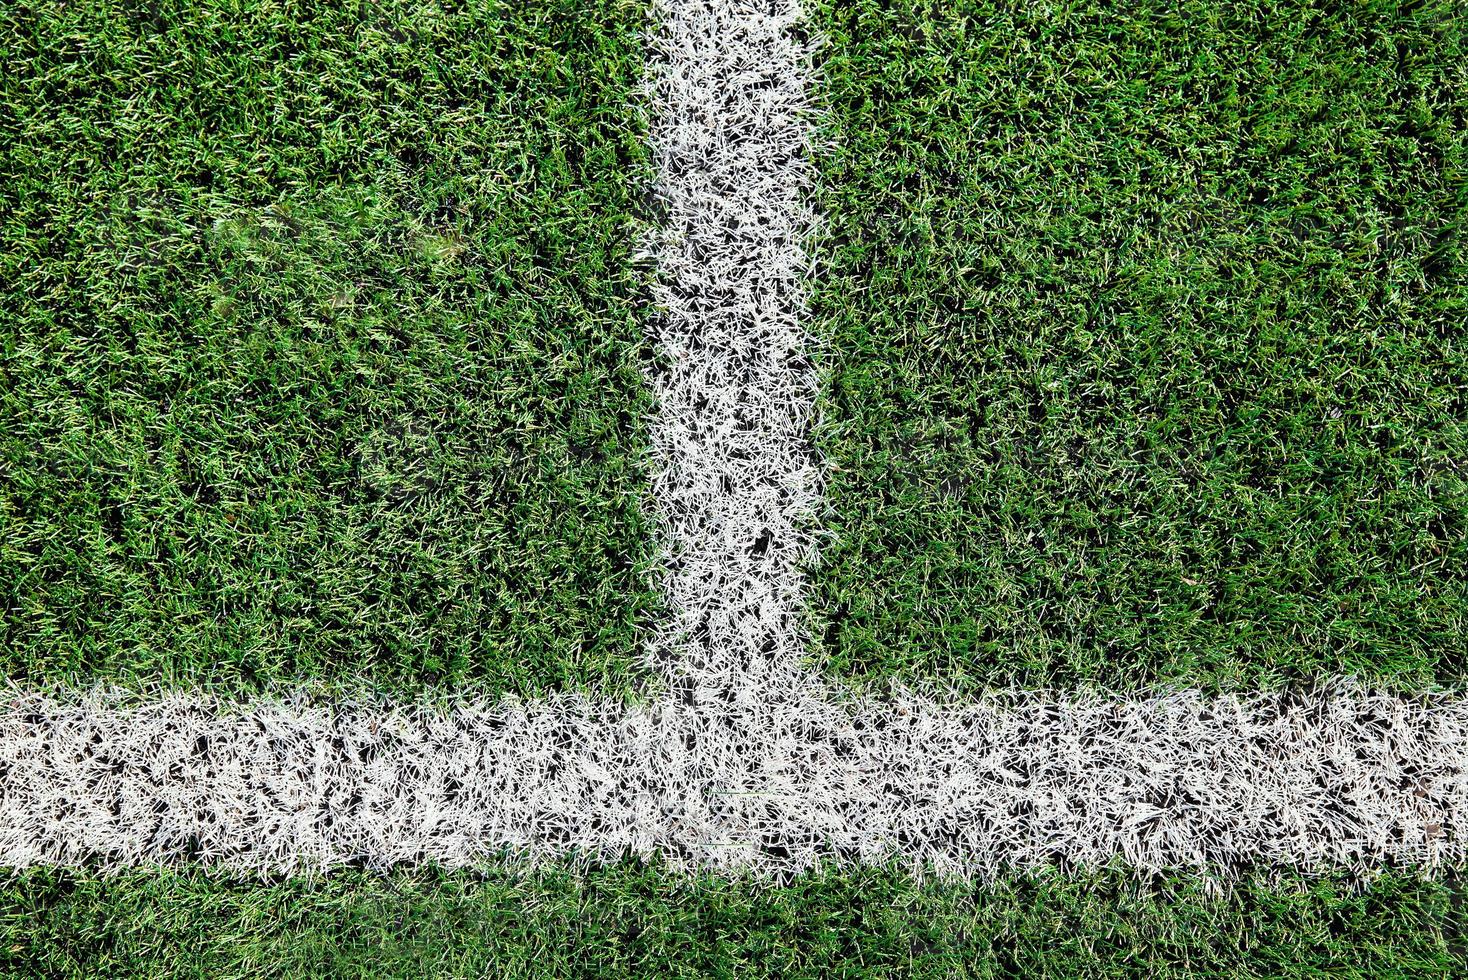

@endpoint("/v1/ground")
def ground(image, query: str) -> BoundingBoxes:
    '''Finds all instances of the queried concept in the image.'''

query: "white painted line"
[4,685,1463,875]
[639,0,823,696]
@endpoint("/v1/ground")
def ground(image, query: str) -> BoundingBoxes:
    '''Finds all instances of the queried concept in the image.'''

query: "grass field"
[4,864,1463,979]
[809,0,1468,692]
[2,0,1466,976]
[0,0,658,697]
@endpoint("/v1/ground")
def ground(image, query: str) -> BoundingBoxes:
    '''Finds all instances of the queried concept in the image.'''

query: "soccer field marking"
[5,686,1464,874]
[640,0,822,697]
[2,0,1465,879]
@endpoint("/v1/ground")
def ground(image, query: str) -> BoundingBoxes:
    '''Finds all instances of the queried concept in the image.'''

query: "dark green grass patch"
[2,863,1462,978]
[810,0,1468,691]
[0,0,658,695]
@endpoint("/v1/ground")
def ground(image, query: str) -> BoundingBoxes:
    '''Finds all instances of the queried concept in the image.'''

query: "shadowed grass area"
[0,0,658,696]
[2,863,1462,978]
[809,0,1468,691]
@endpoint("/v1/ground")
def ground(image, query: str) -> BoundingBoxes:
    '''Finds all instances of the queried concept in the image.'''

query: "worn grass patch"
[2,863,1462,978]
[809,0,1468,691]
[0,0,658,696]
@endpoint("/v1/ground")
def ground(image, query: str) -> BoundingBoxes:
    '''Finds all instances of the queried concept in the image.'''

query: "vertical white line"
[640,0,823,701]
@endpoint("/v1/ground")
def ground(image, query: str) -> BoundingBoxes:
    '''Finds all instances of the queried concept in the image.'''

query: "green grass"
[2,863,1462,978]
[809,0,1468,691]
[0,0,658,696]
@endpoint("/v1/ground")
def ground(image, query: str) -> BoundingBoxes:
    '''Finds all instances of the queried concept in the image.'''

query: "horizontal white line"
[4,683,1462,877]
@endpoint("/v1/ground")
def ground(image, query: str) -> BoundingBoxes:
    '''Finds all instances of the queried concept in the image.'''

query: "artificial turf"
[3,2,1466,976]
[0,0,659,696]
[2,863,1462,979]
[808,0,1468,692]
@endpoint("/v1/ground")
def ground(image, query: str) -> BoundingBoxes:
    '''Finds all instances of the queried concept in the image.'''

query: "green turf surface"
[808,0,1468,692]
[0,0,658,696]
[2,863,1461,978]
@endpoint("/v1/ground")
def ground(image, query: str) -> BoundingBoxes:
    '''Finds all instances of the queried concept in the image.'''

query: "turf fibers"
[3,863,1463,979]
[808,0,1468,692]
[0,0,659,696]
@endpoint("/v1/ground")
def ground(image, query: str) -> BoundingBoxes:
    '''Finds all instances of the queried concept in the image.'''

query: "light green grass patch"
[809,0,1468,692]
[0,0,658,696]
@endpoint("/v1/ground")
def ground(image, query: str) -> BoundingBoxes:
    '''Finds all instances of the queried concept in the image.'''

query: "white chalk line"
[639,0,823,698]
[2,0,1465,880]
[4,684,1464,876]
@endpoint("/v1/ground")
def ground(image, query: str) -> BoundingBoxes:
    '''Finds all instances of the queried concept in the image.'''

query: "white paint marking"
[640,0,822,696]
[4,685,1464,875]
